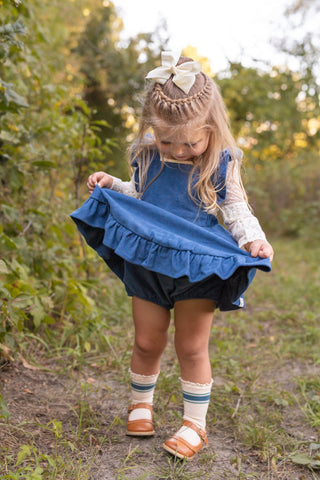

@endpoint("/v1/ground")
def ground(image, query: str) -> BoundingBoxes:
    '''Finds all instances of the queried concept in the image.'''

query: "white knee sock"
[128,369,159,421]
[176,378,213,446]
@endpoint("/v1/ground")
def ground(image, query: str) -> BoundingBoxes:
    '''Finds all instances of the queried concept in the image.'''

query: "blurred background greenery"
[0,0,319,358]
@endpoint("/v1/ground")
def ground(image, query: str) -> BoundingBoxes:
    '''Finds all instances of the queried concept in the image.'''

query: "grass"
[1,236,320,479]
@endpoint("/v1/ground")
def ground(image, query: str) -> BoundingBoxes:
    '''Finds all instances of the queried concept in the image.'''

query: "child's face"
[153,125,210,162]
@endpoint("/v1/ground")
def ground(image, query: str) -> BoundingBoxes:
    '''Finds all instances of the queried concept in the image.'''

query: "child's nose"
[172,144,185,156]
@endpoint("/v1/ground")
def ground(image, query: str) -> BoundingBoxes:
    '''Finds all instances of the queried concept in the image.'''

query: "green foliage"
[73,1,169,178]
[290,449,320,471]
[217,62,320,162]
[298,377,320,429]
[0,18,29,114]
[2,440,90,479]
[245,150,320,238]
[0,1,122,357]
[217,59,320,240]
[0,393,10,423]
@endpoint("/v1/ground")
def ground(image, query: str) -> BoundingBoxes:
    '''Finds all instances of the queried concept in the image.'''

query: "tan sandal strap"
[128,403,153,413]
[182,420,208,444]
[171,433,200,454]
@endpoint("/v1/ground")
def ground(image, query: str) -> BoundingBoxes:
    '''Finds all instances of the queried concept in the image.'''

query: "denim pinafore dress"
[70,150,271,311]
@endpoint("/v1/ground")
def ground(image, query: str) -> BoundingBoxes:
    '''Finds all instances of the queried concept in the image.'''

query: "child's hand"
[244,239,274,262]
[87,172,113,193]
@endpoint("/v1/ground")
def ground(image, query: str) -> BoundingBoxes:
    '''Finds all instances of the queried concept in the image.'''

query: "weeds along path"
[0,353,318,479]
[1,237,320,479]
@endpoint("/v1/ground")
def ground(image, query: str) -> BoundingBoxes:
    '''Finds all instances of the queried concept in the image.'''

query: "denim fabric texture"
[70,150,271,311]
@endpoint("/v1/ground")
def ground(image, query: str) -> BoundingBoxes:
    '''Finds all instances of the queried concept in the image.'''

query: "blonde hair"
[129,56,246,212]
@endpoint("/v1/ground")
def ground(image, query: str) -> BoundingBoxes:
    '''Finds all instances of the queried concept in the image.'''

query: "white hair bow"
[146,51,202,95]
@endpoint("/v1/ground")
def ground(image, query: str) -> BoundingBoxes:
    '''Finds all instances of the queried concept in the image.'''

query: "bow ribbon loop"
[146,51,201,94]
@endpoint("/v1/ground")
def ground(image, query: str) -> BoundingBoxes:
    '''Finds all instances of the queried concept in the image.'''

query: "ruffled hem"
[70,186,271,310]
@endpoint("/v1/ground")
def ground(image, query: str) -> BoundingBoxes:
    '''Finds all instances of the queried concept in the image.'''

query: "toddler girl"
[71,51,273,460]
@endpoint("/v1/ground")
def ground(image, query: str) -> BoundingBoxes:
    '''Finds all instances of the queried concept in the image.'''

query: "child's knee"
[135,333,168,358]
[175,339,208,363]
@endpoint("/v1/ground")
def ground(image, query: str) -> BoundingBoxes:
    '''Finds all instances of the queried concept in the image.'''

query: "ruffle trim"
[70,187,271,310]
[72,209,270,282]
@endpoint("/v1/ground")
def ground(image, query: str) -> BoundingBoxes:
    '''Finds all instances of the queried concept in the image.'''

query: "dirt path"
[1,358,317,480]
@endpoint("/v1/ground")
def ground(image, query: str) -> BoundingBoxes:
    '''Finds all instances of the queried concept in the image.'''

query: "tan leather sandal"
[163,420,208,460]
[126,402,155,436]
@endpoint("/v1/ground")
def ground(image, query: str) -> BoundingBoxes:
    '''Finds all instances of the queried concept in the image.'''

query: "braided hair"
[129,56,243,212]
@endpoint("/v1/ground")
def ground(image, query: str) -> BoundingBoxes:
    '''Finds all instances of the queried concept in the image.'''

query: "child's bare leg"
[131,296,170,375]
[174,298,215,383]
[127,297,171,436]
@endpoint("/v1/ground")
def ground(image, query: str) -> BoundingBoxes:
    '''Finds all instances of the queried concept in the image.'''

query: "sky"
[113,0,296,72]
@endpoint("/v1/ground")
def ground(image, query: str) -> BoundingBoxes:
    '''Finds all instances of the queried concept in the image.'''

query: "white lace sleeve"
[221,159,266,248]
[110,175,139,198]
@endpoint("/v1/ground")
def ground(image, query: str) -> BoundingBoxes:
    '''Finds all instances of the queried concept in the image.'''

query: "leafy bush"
[245,151,320,239]
[0,2,117,357]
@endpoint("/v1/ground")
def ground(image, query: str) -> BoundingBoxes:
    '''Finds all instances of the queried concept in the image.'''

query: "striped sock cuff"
[182,390,211,404]
[180,378,213,429]
[180,378,213,404]
[131,379,157,393]
[129,369,160,404]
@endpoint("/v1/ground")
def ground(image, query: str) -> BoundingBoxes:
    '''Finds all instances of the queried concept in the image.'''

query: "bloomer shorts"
[122,262,248,310]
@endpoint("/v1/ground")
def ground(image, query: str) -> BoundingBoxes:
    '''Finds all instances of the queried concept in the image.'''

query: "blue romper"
[70,149,271,311]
